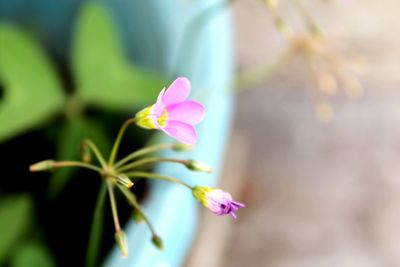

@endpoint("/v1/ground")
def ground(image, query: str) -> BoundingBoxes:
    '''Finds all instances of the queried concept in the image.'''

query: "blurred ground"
[221,1,400,267]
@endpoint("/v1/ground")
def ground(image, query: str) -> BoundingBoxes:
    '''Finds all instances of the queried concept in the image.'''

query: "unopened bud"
[117,174,134,188]
[29,160,54,172]
[151,235,163,250]
[80,143,92,163]
[192,186,245,218]
[185,160,212,173]
[172,143,193,152]
[115,230,128,258]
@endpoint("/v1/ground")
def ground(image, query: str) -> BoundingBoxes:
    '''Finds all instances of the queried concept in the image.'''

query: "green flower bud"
[29,160,55,172]
[172,143,193,151]
[80,143,92,163]
[151,235,163,250]
[115,230,128,258]
[185,160,212,173]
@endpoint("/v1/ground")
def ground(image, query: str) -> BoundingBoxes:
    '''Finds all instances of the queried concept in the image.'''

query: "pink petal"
[166,100,205,125]
[153,88,166,117]
[161,121,197,145]
[162,77,191,106]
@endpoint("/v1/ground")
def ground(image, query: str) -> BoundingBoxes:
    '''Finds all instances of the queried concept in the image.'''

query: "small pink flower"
[192,186,245,218]
[135,77,205,145]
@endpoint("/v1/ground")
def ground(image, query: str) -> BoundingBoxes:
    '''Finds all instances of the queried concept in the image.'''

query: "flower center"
[157,110,168,127]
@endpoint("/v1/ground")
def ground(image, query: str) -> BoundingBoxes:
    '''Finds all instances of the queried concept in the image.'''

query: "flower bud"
[29,160,55,172]
[115,230,128,258]
[117,174,134,188]
[192,186,245,218]
[80,143,92,163]
[151,235,163,250]
[185,160,212,173]
[172,143,193,151]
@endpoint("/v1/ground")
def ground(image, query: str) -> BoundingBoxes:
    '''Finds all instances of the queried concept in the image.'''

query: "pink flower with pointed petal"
[135,77,205,145]
[192,186,245,218]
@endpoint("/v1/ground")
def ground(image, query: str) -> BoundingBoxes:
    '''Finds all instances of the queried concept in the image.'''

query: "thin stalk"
[108,118,136,166]
[117,185,157,236]
[124,172,192,189]
[85,183,107,267]
[113,143,175,169]
[107,181,121,232]
[116,157,186,173]
[83,138,107,167]
[53,161,102,173]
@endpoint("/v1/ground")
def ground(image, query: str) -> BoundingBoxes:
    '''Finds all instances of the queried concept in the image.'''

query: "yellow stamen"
[157,110,168,127]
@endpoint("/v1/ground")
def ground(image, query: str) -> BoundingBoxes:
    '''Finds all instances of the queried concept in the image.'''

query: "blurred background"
[199,0,400,267]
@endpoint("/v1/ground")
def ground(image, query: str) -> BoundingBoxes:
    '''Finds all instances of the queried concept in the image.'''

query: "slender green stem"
[113,143,175,169]
[82,139,107,167]
[117,185,156,236]
[53,161,102,173]
[116,157,186,173]
[108,118,136,166]
[107,181,121,232]
[124,172,193,189]
[85,183,107,267]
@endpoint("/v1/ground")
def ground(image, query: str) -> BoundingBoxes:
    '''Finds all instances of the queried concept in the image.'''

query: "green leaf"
[48,119,111,198]
[0,195,32,264]
[72,2,165,111]
[0,24,65,142]
[11,242,56,267]
[85,183,107,267]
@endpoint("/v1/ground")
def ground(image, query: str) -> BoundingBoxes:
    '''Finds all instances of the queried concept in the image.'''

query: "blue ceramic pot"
[103,1,234,266]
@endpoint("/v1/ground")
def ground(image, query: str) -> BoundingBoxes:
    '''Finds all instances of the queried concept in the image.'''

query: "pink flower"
[192,186,245,218]
[135,77,205,145]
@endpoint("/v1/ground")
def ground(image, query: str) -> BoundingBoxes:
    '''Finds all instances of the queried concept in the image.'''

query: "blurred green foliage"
[0,195,32,265]
[0,24,65,142]
[73,3,165,111]
[49,119,111,198]
[0,2,166,265]
[0,2,165,141]
[10,242,56,267]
